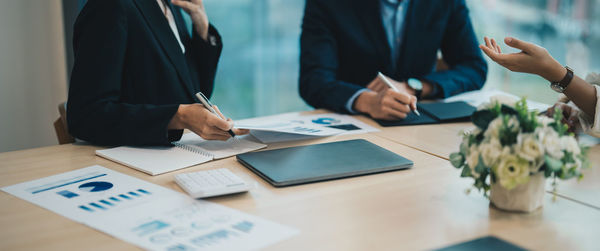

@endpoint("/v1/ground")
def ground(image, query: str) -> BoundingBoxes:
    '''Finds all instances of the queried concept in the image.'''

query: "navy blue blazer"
[67,0,222,146]
[299,0,488,113]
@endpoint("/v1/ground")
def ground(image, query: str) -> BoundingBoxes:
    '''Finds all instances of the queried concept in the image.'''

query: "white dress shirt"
[579,84,600,138]
[156,0,185,53]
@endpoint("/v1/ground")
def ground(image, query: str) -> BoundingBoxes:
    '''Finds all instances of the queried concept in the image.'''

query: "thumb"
[504,37,534,53]
[410,95,418,111]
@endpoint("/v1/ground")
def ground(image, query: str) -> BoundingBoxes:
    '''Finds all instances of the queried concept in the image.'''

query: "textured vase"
[489,173,545,213]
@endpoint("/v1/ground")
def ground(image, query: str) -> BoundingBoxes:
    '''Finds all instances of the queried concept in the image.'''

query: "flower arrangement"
[450,96,590,200]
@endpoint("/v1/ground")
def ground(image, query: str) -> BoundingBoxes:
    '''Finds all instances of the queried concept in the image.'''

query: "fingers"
[409,95,418,111]
[171,0,195,12]
[189,0,205,7]
[484,36,492,50]
[233,128,250,135]
[206,112,232,131]
[388,89,413,105]
[545,106,555,117]
[479,44,500,61]
[382,90,412,114]
[491,38,501,53]
[504,37,534,53]
[381,107,408,120]
[199,133,230,141]
[367,78,387,92]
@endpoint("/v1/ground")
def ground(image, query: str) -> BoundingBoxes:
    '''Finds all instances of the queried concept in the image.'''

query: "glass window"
[467,0,600,104]
[205,0,600,119]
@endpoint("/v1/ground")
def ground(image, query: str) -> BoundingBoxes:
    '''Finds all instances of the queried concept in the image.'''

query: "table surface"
[1,111,599,251]
[362,116,600,210]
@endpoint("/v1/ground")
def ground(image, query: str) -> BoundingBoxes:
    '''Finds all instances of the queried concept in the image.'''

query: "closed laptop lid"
[236,139,413,187]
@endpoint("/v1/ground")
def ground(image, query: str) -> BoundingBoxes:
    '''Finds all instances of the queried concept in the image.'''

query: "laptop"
[236,139,413,187]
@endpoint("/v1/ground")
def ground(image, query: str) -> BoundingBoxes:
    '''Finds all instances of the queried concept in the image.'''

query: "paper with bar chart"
[1,165,298,250]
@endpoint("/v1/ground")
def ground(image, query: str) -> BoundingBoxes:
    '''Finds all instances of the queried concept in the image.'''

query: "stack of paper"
[235,112,379,143]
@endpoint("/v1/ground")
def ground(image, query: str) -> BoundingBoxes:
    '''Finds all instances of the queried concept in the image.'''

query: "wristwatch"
[407,78,423,98]
[550,66,574,93]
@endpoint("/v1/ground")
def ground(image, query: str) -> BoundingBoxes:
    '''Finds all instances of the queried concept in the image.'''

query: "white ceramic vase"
[489,173,545,213]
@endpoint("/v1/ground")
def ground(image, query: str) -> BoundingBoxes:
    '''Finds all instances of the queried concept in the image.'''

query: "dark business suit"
[67,0,222,146]
[299,0,488,113]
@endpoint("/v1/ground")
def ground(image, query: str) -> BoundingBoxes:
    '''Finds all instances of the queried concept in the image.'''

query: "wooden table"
[1,114,600,250]
[361,115,600,211]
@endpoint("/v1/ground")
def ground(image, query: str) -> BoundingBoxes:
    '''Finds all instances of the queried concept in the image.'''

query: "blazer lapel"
[354,0,393,75]
[133,0,196,99]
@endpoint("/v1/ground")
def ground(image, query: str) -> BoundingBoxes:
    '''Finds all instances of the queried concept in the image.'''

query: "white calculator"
[175,168,250,198]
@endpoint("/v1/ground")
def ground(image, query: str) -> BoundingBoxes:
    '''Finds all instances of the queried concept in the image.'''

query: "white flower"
[477,95,517,110]
[466,145,481,178]
[560,136,581,156]
[537,126,564,159]
[493,153,530,190]
[479,139,502,167]
[537,116,554,126]
[505,116,520,130]
[485,117,503,139]
[490,95,518,107]
[565,158,582,170]
[517,133,544,172]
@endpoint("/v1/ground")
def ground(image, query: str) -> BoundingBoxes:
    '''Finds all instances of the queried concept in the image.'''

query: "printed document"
[235,112,379,143]
[2,165,298,251]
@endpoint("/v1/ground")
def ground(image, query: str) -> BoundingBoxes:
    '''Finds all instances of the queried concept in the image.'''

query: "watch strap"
[555,66,574,90]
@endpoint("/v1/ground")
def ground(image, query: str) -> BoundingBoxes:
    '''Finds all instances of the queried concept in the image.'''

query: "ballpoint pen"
[377,72,421,116]
[195,92,236,138]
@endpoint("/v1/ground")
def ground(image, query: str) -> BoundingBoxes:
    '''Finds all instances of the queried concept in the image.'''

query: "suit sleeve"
[299,0,364,113]
[420,0,487,98]
[67,0,180,146]
[188,24,223,99]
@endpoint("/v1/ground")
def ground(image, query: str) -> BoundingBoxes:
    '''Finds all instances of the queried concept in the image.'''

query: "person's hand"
[171,0,209,41]
[479,37,566,82]
[366,75,415,96]
[546,102,580,133]
[354,89,417,120]
[168,104,249,141]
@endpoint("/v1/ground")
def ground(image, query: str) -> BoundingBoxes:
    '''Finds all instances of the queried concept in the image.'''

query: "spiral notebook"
[96,133,267,175]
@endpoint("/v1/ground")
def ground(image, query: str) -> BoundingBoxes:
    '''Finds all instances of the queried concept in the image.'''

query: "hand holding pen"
[195,92,237,138]
[376,72,420,116]
[166,92,249,141]
[352,72,420,121]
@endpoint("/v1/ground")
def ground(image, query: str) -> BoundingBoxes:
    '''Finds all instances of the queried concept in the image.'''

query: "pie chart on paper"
[78,181,114,192]
[311,117,340,125]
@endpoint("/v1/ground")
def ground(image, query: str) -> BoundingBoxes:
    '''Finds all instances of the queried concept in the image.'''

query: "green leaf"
[543,166,552,178]
[545,155,563,172]
[499,115,519,146]
[471,110,497,130]
[474,155,486,174]
[449,153,464,168]
[500,104,518,116]
[461,165,472,177]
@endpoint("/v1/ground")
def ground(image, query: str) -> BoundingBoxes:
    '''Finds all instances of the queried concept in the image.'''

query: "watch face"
[550,83,564,93]
[407,78,423,91]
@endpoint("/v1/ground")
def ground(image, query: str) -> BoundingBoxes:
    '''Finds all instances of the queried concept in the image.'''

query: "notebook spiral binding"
[172,142,214,158]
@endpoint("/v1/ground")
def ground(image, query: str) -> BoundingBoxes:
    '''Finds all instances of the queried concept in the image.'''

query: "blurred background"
[0,0,598,152]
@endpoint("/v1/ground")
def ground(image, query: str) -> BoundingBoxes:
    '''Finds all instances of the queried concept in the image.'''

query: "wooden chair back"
[53,102,75,144]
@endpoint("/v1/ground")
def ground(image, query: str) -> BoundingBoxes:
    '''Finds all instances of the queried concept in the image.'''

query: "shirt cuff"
[345,88,369,114]
[579,85,600,137]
